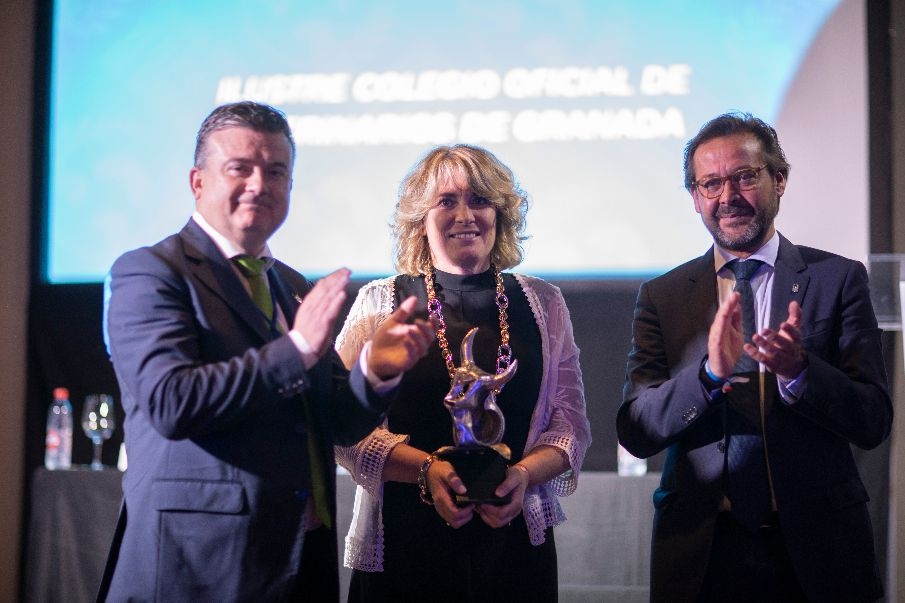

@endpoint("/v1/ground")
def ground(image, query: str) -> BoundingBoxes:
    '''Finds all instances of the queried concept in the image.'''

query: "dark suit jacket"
[100,220,388,601]
[618,234,892,603]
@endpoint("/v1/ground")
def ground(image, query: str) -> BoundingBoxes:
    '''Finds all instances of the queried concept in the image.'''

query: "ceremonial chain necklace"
[424,265,513,380]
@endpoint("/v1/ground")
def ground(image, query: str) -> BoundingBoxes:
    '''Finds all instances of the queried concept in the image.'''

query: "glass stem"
[91,438,103,470]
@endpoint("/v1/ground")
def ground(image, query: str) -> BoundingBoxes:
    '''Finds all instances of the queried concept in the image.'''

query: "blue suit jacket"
[100,220,387,601]
[618,234,892,603]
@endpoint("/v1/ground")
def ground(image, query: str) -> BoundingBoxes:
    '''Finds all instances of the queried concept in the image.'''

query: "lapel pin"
[293,293,303,304]
[792,283,800,293]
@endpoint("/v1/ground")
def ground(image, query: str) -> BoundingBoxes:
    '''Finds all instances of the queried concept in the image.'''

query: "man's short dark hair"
[194,101,295,168]
[683,112,790,191]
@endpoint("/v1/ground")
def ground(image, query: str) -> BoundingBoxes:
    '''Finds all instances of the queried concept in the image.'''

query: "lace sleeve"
[334,278,408,495]
[520,276,592,497]
[334,278,394,369]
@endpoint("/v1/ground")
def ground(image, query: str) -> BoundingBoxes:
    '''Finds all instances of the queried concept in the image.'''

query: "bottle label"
[46,429,61,450]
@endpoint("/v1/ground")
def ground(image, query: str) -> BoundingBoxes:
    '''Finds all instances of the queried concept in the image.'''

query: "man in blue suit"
[99,101,435,601]
[618,113,892,602]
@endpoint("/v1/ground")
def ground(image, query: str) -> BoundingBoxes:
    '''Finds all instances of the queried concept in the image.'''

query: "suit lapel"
[687,248,720,338]
[268,262,307,328]
[769,234,809,330]
[179,220,274,341]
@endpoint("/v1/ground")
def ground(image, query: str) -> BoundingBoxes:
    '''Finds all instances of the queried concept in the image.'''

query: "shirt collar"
[192,212,274,267]
[713,231,780,274]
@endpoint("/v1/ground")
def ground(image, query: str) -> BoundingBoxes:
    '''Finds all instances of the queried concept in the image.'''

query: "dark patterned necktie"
[725,259,771,531]
[728,259,762,373]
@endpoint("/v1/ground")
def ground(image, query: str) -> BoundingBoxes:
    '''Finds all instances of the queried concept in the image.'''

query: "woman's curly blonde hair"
[393,144,529,276]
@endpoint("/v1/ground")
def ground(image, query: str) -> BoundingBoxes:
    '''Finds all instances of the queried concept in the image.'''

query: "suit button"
[717,441,727,453]
[295,423,307,434]
[294,489,309,502]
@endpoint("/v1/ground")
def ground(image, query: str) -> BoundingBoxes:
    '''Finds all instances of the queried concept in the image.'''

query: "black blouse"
[388,268,542,462]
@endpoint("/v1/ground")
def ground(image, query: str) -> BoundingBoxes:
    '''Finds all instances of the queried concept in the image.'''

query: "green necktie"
[233,255,273,320]
[303,400,331,528]
[233,255,330,527]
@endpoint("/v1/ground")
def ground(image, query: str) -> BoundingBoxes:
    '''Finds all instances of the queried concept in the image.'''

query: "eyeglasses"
[693,165,768,199]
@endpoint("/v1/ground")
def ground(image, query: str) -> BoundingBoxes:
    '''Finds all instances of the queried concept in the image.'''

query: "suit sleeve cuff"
[700,357,728,400]
[778,367,808,404]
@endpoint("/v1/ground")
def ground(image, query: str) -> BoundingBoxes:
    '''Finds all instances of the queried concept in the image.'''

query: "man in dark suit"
[100,101,435,601]
[618,112,892,602]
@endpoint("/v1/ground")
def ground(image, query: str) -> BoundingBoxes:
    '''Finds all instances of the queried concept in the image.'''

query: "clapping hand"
[746,300,808,379]
[291,268,351,357]
[368,295,436,380]
[707,291,745,379]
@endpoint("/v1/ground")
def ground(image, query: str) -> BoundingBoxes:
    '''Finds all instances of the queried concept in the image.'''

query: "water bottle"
[617,443,647,476]
[45,387,73,470]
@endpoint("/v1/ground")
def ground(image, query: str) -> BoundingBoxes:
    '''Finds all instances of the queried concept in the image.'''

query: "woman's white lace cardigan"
[334,274,591,571]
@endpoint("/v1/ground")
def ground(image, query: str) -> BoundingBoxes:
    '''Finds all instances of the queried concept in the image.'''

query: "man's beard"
[712,215,766,251]
[708,200,778,252]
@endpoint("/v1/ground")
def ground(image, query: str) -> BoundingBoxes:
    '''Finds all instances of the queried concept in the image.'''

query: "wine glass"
[81,394,116,470]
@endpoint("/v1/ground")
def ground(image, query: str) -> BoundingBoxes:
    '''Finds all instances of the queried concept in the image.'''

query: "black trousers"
[292,525,340,602]
[697,512,807,603]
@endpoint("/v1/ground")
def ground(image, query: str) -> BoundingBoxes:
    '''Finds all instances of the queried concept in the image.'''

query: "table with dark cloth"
[25,467,122,603]
[24,468,659,603]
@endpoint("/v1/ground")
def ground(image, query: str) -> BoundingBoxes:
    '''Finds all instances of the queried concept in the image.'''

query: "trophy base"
[435,445,511,506]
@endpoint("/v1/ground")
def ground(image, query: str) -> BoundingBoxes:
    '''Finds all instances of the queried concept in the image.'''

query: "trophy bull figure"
[443,327,518,448]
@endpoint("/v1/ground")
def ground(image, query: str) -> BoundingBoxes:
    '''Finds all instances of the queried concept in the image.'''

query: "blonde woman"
[336,144,591,602]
